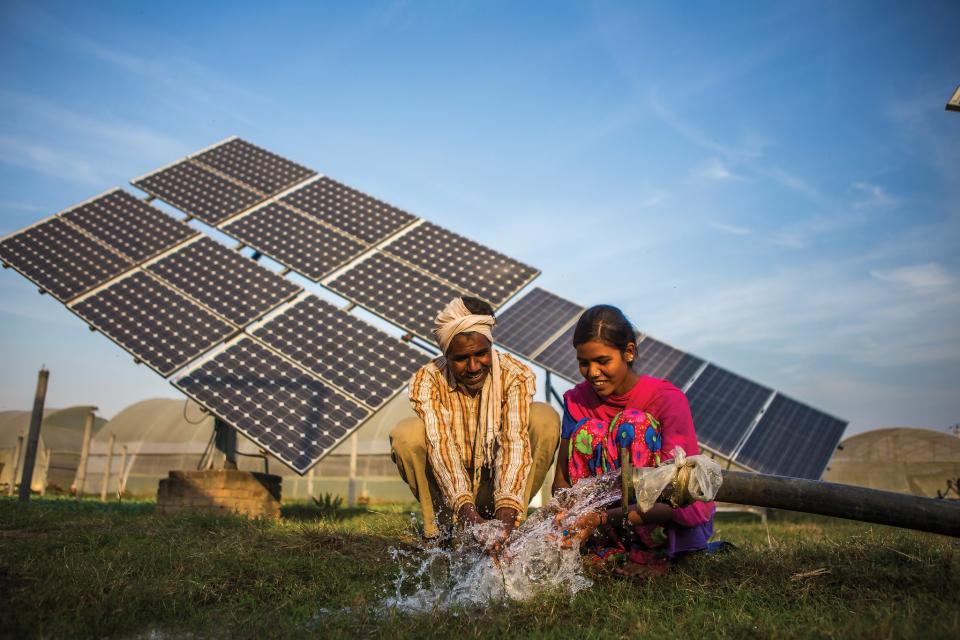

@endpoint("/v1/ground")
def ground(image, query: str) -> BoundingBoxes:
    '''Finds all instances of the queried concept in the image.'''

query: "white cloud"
[870,263,953,291]
[708,221,752,236]
[0,134,104,185]
[0,90,188,185]
[852,181,896,209]
[696,159,744,182]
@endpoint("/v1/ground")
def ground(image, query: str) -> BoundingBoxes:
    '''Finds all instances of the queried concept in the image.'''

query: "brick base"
[156,470,282,518]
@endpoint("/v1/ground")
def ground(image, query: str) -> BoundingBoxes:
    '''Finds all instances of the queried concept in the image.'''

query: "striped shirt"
[408,350,536,515]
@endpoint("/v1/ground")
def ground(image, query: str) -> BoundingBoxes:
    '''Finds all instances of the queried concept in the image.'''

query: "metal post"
[74,410,95,500]
[40,447,51,496]
[214,419,237,470]
[307,467,315,499]
[544,371,551,403]
[347,432,359,507]
[100,434,115,501]
[18,368,50,502]
[118,446,128,495]
[8,436,23,496]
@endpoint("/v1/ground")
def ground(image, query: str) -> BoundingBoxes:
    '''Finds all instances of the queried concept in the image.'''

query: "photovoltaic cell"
[60,189,198,262]
[533,325,581,383]
[735,394,847,479]
[173,337,372,474]
[633,337,704,388]
[147,237,301,326]
[384,222,539,307]
[684,364,774,457]
[326,253,462,342]
[253,295,430,409]
[71,271,235,376]
[132,161,262,225]
[221,203,365,281]
[494,288,583,359]
[0,218,131,302]
[193,138,316,196]
[281,176,417,244]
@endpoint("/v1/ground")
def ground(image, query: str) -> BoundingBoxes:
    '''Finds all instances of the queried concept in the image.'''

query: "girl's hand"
[555,511,607,548]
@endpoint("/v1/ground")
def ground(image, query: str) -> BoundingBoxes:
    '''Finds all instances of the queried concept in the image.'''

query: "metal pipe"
[8,436,23,496]
[74,411,95,500]
[100,434,115,501]
[714,470,960,538]
[18,368,49,502]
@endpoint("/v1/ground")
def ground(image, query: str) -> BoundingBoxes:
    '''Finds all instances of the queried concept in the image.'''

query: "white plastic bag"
[632,447,723,513]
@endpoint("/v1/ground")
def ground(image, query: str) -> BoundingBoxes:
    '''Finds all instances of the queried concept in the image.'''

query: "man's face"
[447,332,492,394]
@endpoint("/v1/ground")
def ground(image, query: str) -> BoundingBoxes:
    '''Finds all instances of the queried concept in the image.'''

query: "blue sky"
[1,1,958,438]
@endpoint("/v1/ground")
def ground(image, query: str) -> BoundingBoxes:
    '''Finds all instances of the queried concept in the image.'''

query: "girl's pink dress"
[562,375,715,561]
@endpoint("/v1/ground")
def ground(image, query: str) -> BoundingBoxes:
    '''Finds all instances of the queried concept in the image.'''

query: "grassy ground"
[0,496,957,639]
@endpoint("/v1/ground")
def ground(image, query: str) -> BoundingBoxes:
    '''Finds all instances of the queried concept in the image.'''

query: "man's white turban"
[433,297,496,353]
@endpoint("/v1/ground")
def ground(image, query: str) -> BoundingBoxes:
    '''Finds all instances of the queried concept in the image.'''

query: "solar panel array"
[684,365,774,458]
[383,222,539,307]
[71,271,236,376]
[327,252,463,342]
[61,189,198,262]
[483,287,582,358]
[734,394,847,479]
[533,324,581,382]
[252,295,430,410]
[281,176,416,244]
[193,138,316,196]
[633,337,705,389]
[0,218,131,302]
[2,135,848,479]
[146,237,301,326]
[174,337,371,473]
[133,160,263,225]
[222,202,365,281]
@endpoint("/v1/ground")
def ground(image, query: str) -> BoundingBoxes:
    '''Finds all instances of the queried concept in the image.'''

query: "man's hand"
[457,504,517,556]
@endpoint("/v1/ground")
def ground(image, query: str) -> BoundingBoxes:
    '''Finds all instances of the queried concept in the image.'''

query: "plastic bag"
[632,446,723,513]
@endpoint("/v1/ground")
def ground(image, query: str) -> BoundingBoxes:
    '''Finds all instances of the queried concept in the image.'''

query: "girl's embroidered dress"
[562,375,715,563]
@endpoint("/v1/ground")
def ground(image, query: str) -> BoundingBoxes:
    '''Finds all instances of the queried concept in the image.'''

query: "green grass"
[1,496,957,639]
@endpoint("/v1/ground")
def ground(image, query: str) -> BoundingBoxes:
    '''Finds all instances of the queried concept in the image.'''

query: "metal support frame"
[214,418,238,470]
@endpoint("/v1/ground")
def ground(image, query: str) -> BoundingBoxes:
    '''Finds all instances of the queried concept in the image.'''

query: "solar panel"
[684,364,774,457]
[71,271,235,376]
[60,189,198,262]
[221,203,366,281]
[281,176,417,244]
[146,237,301,326]
[494,288,584,359]
[173,336,372,474]
[193,138,316,196]
[326,252,462,343]
[633,337,704,388]
[384,222,539,307]
[0,218,131,302]
[252,295,430,409]
[533,324,582,383]
[132,160,262,225]
[734,394,847,479]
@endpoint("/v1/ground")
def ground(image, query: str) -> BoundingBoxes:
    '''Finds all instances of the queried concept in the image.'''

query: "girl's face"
[575,339,638,398]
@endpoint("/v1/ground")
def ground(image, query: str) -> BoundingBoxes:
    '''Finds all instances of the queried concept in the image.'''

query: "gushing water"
[382,471,622,613]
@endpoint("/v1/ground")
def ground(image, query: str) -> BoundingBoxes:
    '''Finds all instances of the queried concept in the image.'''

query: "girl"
[552,305,715,566]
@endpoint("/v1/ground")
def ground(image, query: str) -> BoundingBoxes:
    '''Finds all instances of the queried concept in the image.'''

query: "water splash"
[382,471,622,613]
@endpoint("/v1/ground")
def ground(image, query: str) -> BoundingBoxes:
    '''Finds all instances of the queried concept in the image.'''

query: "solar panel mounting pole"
[214,418,238,470]
[18,367,49,502]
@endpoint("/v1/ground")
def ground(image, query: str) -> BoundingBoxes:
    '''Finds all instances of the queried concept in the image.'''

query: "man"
[390,296,560,543]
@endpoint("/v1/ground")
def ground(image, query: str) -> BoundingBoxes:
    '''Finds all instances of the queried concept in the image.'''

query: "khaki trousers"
[390,401,560,537]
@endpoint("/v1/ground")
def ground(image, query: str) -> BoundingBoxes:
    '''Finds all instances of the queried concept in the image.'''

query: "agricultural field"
[0,496,957,639]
